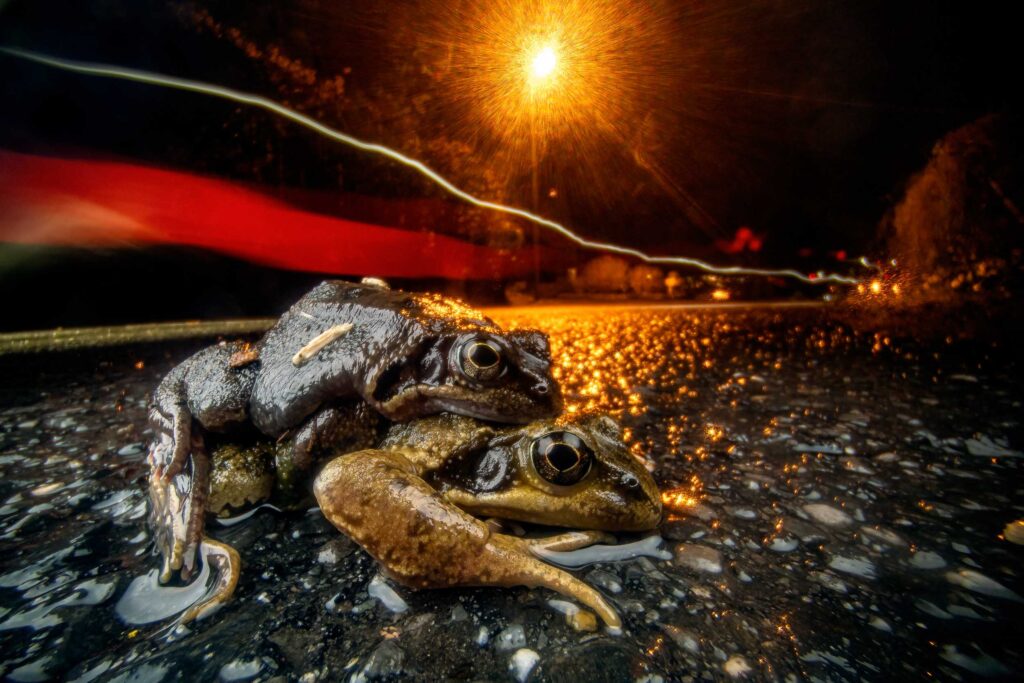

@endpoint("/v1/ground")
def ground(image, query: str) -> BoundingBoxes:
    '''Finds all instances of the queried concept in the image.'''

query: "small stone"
[509,649,540,683]
[946,569,1024,602]
[219,658,264,681]
[674,544,723,574]
[768,536,798,552]
[812,571,848,593]
[909,551,946,569]
[566,609,598,632]
[869,616,891,632]
[584,569,623,594]
[117,443,144,456]
[803,504,853,526]
[662,624,700,653]
[353,641,404,682]
[367,575,408,613]
[829,555,876,579]
[783,517,827,543]
[860,525,906,547]
[494,624,527,651]
[723,655,752,678]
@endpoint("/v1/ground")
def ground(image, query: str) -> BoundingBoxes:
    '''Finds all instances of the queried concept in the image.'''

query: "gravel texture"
[0,303,1021,681]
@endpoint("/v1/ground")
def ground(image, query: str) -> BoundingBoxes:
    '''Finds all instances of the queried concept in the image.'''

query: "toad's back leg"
[313,450,622,629]
[147,341,256,582]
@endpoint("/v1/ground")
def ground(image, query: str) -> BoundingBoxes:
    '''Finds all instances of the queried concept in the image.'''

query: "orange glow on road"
[661,489,699,512]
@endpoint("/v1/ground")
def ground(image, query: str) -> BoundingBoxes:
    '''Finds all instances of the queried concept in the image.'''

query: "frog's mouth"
[445,489,663,532]
[368,338,559,422]
[374,384,554,424]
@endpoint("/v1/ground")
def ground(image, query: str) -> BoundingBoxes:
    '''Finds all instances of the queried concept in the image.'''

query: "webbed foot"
[176,538,241,624]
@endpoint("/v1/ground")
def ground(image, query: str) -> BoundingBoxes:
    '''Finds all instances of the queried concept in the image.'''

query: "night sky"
[0,0,1018,273]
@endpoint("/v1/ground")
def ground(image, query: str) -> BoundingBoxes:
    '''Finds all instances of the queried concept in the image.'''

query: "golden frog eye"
[531,432,593,485]
[460,339,504,381]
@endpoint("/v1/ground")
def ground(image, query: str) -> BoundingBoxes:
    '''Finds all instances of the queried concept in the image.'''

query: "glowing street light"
[531,46,557,80]
[446,1,679,291]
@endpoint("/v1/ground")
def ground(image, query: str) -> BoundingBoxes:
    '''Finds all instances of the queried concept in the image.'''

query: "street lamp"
[444,0,661,290]
[526,43,558,295]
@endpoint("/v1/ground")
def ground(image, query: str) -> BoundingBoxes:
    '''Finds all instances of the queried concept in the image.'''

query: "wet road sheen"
[1,304,1021,681]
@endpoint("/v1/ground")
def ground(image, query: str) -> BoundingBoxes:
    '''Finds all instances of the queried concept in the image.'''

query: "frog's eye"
[459,339,505,382]
[531,432,593,485]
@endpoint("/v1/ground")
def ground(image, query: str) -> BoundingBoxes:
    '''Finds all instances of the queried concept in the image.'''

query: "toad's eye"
[531,432,593,485]
[459,339,504,382]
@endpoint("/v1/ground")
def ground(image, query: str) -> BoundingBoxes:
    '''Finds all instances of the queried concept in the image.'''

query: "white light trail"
[1,47,858,285]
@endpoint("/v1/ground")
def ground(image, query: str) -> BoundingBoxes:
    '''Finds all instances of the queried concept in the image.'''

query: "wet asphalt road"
[0,303,1022,682]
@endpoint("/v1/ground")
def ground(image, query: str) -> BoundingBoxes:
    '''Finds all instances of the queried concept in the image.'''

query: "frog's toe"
[487,533,623,631]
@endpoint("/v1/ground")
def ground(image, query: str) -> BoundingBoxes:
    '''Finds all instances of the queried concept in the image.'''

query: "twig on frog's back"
[291,323,353,366]
[229,342,259,368]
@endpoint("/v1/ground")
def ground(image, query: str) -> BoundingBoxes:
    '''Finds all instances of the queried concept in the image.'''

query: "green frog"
[181,410,661,630]
[148,280,560,585]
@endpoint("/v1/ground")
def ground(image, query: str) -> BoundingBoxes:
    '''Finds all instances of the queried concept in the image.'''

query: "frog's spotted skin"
[146,280,560,583]
[184,412,660,629]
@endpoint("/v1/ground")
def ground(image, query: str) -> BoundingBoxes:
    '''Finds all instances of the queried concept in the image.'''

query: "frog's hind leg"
[149,431,210,584]
[314,450,622,631]
[175,538,241,625]
[148,342,256,582]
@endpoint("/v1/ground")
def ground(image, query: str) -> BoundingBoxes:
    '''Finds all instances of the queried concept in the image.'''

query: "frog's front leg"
[273,401,383,505]
[313,450,622,630]
[522,530,616,552]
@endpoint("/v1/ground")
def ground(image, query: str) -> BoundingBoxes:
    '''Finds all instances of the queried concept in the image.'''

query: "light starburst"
[531,46,557,81]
